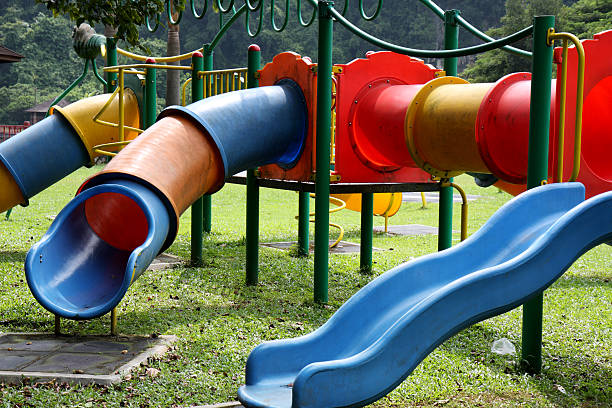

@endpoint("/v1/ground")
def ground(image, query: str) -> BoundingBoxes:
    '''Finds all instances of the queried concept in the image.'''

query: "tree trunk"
[166,12,180,107]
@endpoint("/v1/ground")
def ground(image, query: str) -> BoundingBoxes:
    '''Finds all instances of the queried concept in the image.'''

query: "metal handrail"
[547,30,585,183]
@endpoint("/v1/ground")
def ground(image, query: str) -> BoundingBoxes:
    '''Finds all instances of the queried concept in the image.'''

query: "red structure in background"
[0,122,30,143]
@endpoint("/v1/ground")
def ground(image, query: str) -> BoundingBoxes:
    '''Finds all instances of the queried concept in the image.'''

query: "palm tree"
[165,6,180,107]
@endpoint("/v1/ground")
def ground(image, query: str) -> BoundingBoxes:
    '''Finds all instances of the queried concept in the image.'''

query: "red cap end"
[192,51,203,58]
[145,57,156,64]
[248,44,261,52]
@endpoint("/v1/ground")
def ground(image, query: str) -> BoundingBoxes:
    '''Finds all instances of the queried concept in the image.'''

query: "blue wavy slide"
[238,182,612,408]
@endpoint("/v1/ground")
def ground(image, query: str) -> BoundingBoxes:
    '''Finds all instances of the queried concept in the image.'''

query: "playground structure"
[0,0,610,406]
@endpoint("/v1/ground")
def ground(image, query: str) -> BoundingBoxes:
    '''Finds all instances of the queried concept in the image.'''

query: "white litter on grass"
[491,338,516,355]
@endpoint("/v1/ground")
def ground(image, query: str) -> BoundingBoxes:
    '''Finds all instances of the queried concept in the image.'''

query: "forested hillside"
[0,0,609,123]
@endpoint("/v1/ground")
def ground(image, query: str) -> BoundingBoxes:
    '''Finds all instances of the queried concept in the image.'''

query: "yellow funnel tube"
[0,161,26,211]
[405,77,492,178]
[51,89,141,162]
[331,193,402,217]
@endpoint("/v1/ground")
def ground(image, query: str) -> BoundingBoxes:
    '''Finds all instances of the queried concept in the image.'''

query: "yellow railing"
[547,30,585,183]
[200,68,249,98]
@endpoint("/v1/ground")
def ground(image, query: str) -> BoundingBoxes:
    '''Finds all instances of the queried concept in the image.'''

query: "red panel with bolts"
[333,51,441,183]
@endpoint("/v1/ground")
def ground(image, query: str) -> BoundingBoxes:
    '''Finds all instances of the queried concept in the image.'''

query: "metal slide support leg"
[246,45,261,286]
[360,192,374,273]
[298,192,310,256]
[521,15,555,374]
[313,1,334,303]
[202,48,214,234]
[438,10,460,251]
[191,52,205,265]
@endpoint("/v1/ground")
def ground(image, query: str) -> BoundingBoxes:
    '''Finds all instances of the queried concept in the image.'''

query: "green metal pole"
[144,58,157,129]
[521,15,555,375]
[438,9,459,251]
[297,192,310,256]
[360,193,374,273]
[314,0,334,303]
[202,46,214,234]
[191,52,205,266]
[246,44,261,286]
[105,37,118,93]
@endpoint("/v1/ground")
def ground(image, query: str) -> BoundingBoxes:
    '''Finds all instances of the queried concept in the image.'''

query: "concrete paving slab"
[374,224,440,236]
[149,253,182,271]
[403,191,480,203]
[0,333,176,385]
[261,240,382,254]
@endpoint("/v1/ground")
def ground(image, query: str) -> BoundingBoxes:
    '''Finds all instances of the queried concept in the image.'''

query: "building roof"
[25,98,70,113]
[0,45,24,63]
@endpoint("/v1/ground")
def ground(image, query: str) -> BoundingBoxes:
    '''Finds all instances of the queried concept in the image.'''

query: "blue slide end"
[25,179,170,319]
[0,114,90,204]
[239,183,612,408]
[160,80,308,177]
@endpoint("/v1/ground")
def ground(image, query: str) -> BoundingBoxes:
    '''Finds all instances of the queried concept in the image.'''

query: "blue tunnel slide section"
[25,82,307,320]
[238,183,612,408]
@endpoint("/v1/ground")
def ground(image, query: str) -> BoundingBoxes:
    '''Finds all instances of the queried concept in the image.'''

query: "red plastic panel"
[552,30,612,198]
[334,51,440,183]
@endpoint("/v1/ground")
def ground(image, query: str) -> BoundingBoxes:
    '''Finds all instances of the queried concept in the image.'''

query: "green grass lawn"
[0,167,610,407]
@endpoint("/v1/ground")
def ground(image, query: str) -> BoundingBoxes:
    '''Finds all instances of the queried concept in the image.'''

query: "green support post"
[521,15,555,375]
[191,52,205,265]
[438,9,459,251]
[313,0,334,303]
[360,193,374,273]
[202,46,214,234]
[144,58,157,129]
[246,44,261,286]
[105,37,118,93]
[297,192,310,256]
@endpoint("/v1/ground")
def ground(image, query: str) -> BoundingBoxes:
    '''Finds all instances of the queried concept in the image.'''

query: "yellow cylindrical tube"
[332,193,402,217]
[51,89,140,162]
[0,160,26,211]
[405,77,492,178]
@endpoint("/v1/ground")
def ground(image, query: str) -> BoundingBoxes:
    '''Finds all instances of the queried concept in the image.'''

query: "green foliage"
[462,0,610,82]
[462,0,566,82]
[34,0,186,46]
[560,0,612,39]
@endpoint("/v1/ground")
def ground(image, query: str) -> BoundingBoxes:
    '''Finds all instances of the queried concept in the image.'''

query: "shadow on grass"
[552,274,611,289]
[0,250,27,263]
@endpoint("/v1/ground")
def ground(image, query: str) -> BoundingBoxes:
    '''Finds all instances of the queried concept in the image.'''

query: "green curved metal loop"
[219,4,238,28]
[145,13,161,32]
[418,0,531,58]
[339,0,350,16]
[190,0,208,18]
[216,0,235,13]
[329,5,533,58]
[91,59,108,88]
[297,0,317,26]
[46,60,90,118]
[246,0,262,12]
[210,4,248,50]
[455,14,532,58]
[167,0,183,24]
[359,0,383,20]
[271,0,290,32]
[246,3,265,37]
